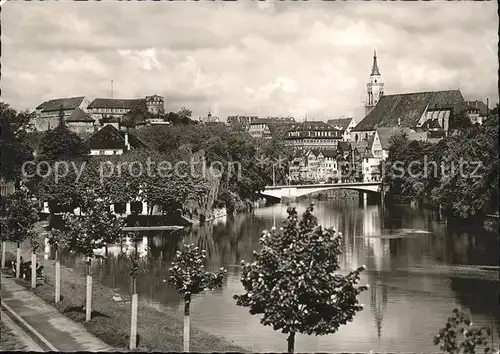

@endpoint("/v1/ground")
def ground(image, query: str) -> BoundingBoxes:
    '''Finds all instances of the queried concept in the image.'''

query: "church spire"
[371,50,380,76]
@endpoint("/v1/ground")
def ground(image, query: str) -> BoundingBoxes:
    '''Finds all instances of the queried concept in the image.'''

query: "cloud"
[1,1,497,122]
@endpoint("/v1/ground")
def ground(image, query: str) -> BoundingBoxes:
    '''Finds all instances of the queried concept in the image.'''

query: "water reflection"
[49,199,499,352]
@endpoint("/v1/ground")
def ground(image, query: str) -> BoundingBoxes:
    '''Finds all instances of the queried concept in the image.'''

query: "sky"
[1,1,498,122]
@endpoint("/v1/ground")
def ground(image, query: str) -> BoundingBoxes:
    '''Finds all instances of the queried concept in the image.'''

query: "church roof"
[353,90,465,131]
[376,127,416,150]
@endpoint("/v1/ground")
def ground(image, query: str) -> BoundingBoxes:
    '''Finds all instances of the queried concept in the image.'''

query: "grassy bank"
[2,247,249,352]
[0,321,30,351]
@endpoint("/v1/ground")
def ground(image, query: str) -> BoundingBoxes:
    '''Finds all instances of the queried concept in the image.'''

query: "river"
[58,199,499,352]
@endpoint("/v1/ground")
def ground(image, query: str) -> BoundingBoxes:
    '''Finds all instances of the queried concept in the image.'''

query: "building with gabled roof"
[327,117,357,141]
[88,98,147,122]
[352,89,465,142]
[34,96,91,131]
[465,100,489,125]
[85,124,148,156]
[65,108,95,136]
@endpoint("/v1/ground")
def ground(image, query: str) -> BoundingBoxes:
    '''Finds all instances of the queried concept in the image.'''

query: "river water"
[59,199,499,352]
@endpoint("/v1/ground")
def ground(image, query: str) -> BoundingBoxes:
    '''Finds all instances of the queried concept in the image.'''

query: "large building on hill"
[352,89,465,141]
[34,96,90,131]
[87,98,147,121]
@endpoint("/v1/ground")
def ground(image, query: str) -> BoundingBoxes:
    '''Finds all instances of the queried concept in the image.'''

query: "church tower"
[365,50,384,116]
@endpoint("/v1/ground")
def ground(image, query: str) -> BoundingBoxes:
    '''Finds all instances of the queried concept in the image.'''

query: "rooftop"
[289,121,343,132]
[326,118,354,131]
[353,90,465,131]
[66,108,94,123]
[465,100,489,116]
[88,98,146,110]
[85,124,148,151]
[37,97,85,112]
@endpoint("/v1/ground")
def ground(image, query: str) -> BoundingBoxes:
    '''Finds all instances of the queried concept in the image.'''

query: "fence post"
[31,252,36,289]
[85,258,92,322]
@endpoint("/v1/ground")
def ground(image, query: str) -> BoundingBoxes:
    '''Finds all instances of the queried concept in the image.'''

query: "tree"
[64,195,126,321]
[2,189,39,278]
[0,103,35,187]
[450,109,473,131]
[433,308,498,353]
[38,124,89,161]
[167,244,226,352]
[122,106,152,128]
[233,205,368,353]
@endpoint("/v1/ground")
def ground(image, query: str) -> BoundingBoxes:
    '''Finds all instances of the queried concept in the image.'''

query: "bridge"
[261,181,383,201]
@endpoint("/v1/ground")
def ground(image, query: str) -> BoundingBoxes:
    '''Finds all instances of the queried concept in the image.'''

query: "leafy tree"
[64,195,126,258]
[233,205,368,353]
[2,189,40,278]
[0,103,34,187]
[167,244,226,352]
[38,124,89,161]
[450,109,473,131]
[433,308,498,353]
[122,106,152,128]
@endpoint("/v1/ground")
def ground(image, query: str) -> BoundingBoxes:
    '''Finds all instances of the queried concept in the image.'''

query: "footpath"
[0,273,113,352]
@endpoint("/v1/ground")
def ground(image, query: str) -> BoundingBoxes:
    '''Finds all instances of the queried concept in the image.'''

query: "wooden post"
[16,244,21,279]
[183,293,191,352]
[31,252,36,289]
[129,277,138,350]
[55,248,60,303]
[86,258,92,322]
[1,241,6,268]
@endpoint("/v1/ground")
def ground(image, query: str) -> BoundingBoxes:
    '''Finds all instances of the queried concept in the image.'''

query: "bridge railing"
[265,181,382,189]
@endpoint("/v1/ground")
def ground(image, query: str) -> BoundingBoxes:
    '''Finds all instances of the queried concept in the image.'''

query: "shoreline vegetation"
[2,245,250,353]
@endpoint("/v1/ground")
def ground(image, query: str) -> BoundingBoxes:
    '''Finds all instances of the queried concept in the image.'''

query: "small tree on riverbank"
[64,196,126,321]
[48,228,70,303]
[167,244,226,352]
[233,205,369,353]
[433,308,498,353]
[2,190,39,278]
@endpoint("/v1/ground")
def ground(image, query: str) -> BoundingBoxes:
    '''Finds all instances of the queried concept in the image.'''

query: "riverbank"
[1,247,249,352]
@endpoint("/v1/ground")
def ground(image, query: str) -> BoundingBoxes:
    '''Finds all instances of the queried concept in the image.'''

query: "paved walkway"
[1,274,113,352]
